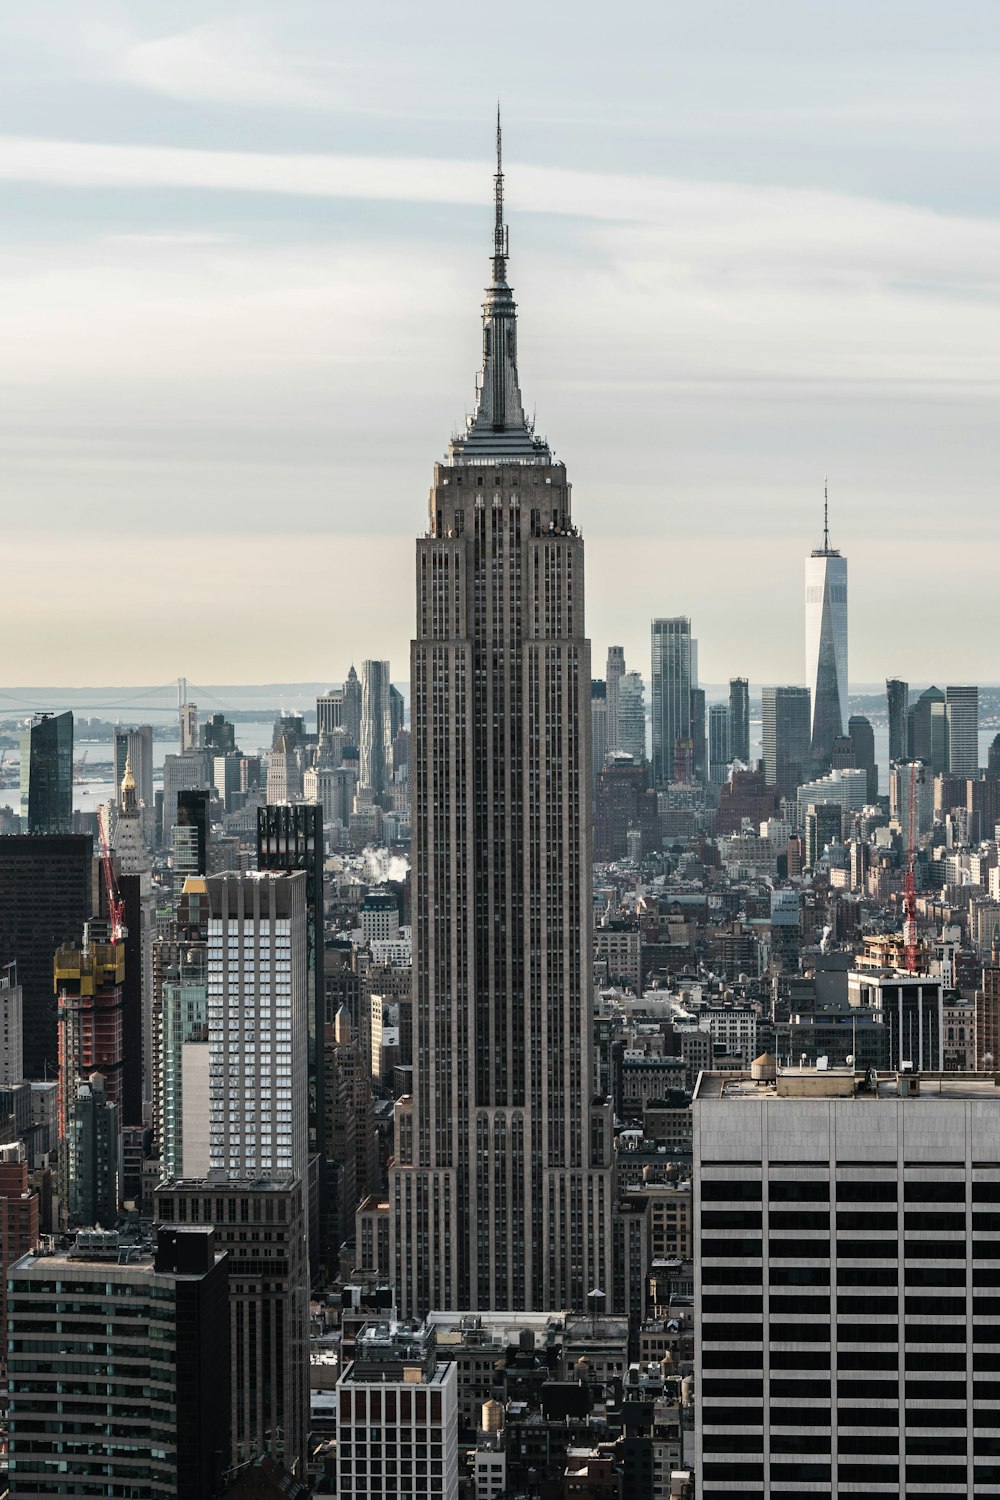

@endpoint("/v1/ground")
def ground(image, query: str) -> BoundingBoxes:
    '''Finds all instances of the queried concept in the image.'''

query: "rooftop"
[695,1068,1000,1104]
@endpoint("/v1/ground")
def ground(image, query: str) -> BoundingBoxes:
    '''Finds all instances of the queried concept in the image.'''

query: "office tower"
[0,963,23,1085]
[159,940,209,1179]
[204,871,308,1181]
[266,732,303,803]
[694,1067,997,1500]
[728,677,750,765]
[257,804,326,1268]
[761,686,811,799]
[336,1321,459,1500]
[55,925,126,1140]
[804,801,843,869]
[179,699,198,753]
[591,680,608,787]
[342,664,362,745]
[391,130,613,1318]
[0,1143,39,1347]
[651,618,692,787]
[690,685,707,783]
[113,723,154,813]
[155,1174,309,1478]
[847,712,878,801]
[0,836,93,1081]
[907,684,947,771]
[946,684,979,776]
[804,488,848,766]
[19,711,73,835]
[617,670,646,762]
[201,712,236,754]
[708,705,730,784]
[113,758,154,1123]
[389,682,406,740]
[161,750,212,845]
[606,646,626,756]
[8,1225,230,1500]
[172,786,210,901]
[988,734,1000,780]
[325,1005,378,1250]
[886,677,908,763]
[360,659,393,798]
[66,1070,119,1227]
[848,969,943,1070]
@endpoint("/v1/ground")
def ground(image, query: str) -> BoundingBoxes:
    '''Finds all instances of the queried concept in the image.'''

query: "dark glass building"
[886,676,908,763]
[19,711,73,835]
[0,834,93,1079]
[728,677,750,765]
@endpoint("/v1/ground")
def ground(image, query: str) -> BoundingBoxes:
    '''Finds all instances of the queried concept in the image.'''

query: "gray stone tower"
[391,119,613,1317]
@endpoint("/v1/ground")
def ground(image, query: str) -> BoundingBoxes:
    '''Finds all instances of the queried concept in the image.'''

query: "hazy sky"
[3,2,999,688]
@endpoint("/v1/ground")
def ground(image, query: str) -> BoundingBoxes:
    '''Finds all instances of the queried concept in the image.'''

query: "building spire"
[493,103,507,286]
[823,475,829,552]
[446,111,551,463]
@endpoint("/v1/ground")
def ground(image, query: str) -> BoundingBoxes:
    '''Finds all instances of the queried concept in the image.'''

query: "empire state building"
[390,125,613,1317]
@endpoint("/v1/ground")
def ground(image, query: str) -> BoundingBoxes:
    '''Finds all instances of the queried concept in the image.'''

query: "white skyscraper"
[804,484,848,767]
[204,872,308,1180]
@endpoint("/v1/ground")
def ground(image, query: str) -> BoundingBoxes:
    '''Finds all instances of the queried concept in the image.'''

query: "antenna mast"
[493,104,506,281]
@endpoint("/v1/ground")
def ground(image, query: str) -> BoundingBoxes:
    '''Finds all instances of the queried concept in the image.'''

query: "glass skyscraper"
[804,493,848,767]
[19,711,73,835]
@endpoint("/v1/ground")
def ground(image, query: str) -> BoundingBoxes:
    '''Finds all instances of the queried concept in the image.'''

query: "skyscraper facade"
[618,670,646,762]
[204,872,308,1182]
[391,128,613,1318]
[886,677,908,763]
[606,646,625,757]
[113,724,154,815]
[651,617,692,788]
[360,659,393,798]
[761,686,812,800]
[19,711,73,835]
[804,493,848,766]
[590,680,608,788]
[708,704,730,785]
[0,834,93,1080]
[907,685,948,772]
[945,684,979,776]
[728,677,750,765]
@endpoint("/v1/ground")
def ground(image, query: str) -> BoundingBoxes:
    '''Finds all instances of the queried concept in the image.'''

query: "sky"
[3,1,999,689]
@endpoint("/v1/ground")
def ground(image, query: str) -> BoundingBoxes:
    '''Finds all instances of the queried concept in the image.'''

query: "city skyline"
[4,3,1000,684]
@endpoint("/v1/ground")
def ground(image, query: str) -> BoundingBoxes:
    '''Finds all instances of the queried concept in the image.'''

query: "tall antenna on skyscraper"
[823,476,829,553]
[493,104,507,279]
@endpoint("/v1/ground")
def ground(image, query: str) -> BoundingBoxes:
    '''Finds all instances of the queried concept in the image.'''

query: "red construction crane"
[98,805,126,944]
[903,763,918,973]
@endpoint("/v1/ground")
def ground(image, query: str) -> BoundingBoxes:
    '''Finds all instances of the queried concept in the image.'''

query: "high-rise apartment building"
[179,700,198,753]
[391,129,613,1317]
[8,1225,230,1499]
[162,750,212,846]
[336,1320,459,1500]
[946,684,979,776]
[590,680,608,787]
[0,834,94,1080]
[0,1143,39,1351]
[606,646,626,757]
[651,618,692,787]
[360,659,393,798]
[155,1174,309,1478]
[204,872,308,1181]
[257,803,326,1269]
[804,491,848,766]
[708,705,730,785]
[886,677,908,763]
[618,670,646,762]
[114,757,155,1123]
[159,936,209,1180]
[694,1067,1000,1500]
[690,685,707,783]
[55,926,126,1137]
[761,686,811,800]
[66,1070,120,1228]
[19,711,73,835]
[728,678,750,765]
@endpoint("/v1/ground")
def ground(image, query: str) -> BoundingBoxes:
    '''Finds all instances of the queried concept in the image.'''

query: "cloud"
[113,19,334,109]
